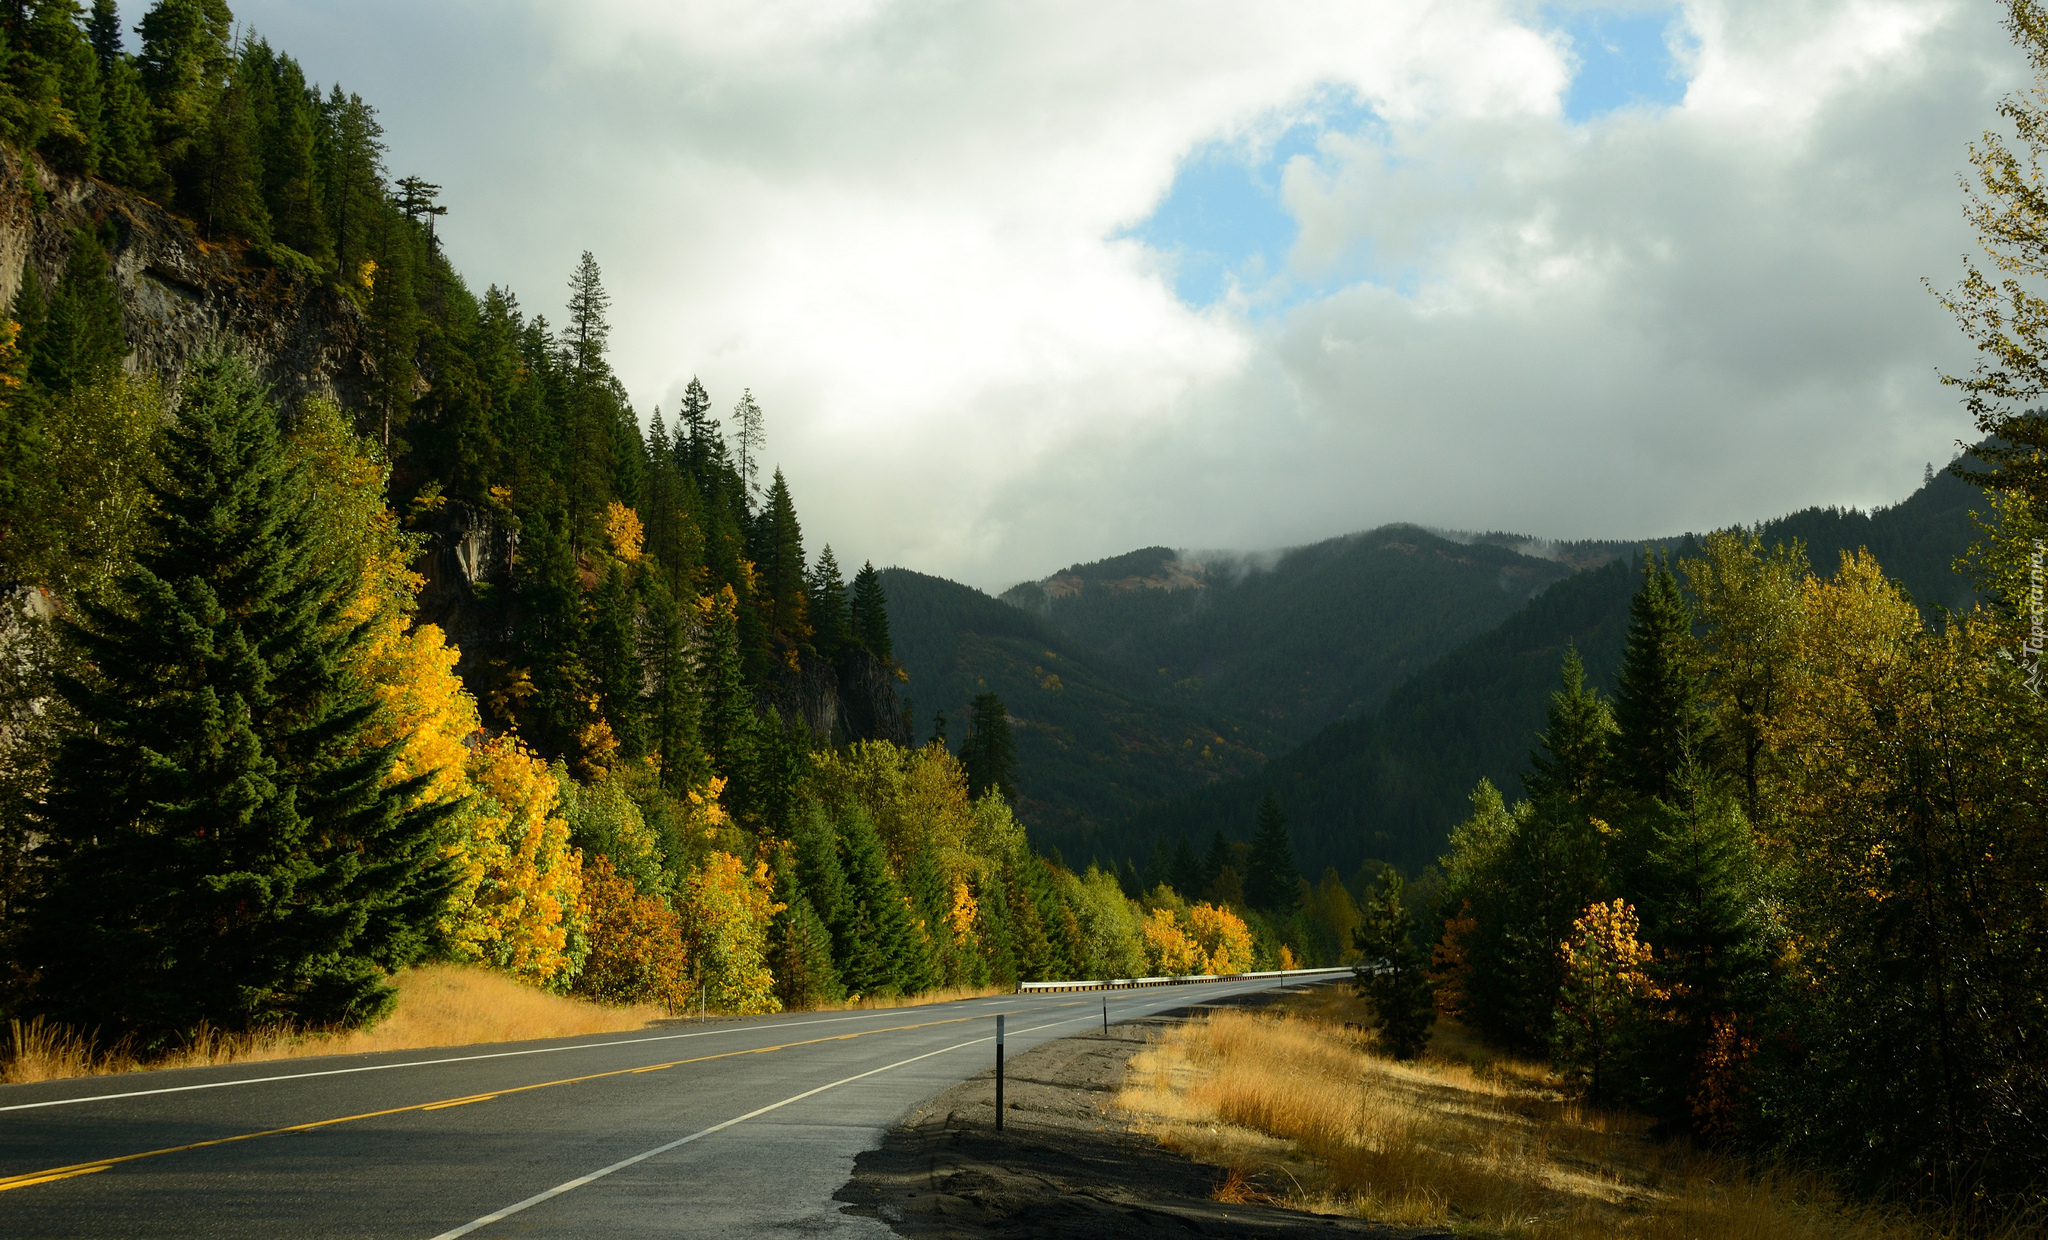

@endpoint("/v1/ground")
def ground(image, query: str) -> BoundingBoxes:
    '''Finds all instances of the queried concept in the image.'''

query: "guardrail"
[1015,965,1355,993]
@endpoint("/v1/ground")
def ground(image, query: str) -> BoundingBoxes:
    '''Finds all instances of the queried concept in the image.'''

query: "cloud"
[232,0,2016,591]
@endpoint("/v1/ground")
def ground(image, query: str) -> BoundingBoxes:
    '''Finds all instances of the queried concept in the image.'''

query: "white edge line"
[424,1007,1124,1239]
[6,972,1315,1115]
[0,1003,1015,1114]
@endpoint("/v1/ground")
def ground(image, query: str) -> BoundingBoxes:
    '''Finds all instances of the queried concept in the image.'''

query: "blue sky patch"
[1125,92,1375,314]
[1131,9,1689,313]
[1555,6,1689,122]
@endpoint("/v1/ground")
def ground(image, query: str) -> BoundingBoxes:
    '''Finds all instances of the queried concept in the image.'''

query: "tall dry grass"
[1118,990,2027,1240]
[2,964,665,1085]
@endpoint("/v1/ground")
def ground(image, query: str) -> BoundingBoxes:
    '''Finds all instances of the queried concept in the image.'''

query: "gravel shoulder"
[835,995,1452,1239]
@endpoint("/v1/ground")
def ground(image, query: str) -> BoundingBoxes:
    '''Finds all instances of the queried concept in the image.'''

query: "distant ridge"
[1104,465,1986,881]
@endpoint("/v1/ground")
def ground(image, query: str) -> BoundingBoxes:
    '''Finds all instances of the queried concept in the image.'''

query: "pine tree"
[676,375,715,477]
[511,509,595,764]
[640,570,706,795]
[1611,552,1707,807]
[1245,792,1300,913]
[86,0,122,72]
[191,45,268,241]
[25,353,454,1046]
[730,388,764,507]
[1199,830,1230,895]
[768,862,844,1010]
[32,228,126,395]
[835,806,929,996]
[806,545,849,662]
[959,691,1017,803]
[320,86,385,280]
[257,51,327,262]
[1632,761,1768,1121]
[698,584,754,781]
[850,561,893,664]
[1353,866,1435,1059]
[1171,835,1204,897]
[588,559,643,758]
[756,469,809,643]
[1526,645,1615,815]
[136,0,233,185]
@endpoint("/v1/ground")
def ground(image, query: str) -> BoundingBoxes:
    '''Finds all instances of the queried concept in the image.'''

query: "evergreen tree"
[511,510,595,765]
[1199,830,1230,895]
[850,560,893,663]
[640,571,706,795]
[959,691,1017,803]
[25,353,454,1046]
[136,0,233,185]
[320,86,385,280]
[1525,645,1615,816]
[86,0,122,72]
[806,545,849,661]
[1245,792,1300,913]
[1353,867,1435,1059]
[834,806,929,996]
[588,559,642,758]
[1172,834,1205,897]
[699,584,753,783]
[730,387,764,506]
[190,45,268,241]
[755,468,808,643]
[1632,763,1769,1121]
[559,252,616,537]
[1611,552,1707,807]
[768,863,843,1010]
[33,228,126,395]
[254,51,325,261]
[676,375,716,477]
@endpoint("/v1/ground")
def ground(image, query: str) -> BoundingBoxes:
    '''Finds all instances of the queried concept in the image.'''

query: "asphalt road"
[0,973,1342,1238]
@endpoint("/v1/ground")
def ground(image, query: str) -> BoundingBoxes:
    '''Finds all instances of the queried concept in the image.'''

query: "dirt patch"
[837,998,1450,1239]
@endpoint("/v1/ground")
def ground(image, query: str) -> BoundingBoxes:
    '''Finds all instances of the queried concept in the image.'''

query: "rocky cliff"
[0,148,374,414]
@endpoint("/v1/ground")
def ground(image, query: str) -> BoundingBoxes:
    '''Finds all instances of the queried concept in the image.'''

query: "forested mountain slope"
[1001,526,1590,742]
[882,567,1273,842]
[1121,465,1986,879]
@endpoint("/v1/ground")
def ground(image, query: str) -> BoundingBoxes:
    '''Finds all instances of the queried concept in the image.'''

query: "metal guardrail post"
[994,1014,1005,1132]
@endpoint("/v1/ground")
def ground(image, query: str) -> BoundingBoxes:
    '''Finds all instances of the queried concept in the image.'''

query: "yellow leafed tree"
[1186,902,1255,975]
[682,852,783,1014]
[1140,907,1204,976]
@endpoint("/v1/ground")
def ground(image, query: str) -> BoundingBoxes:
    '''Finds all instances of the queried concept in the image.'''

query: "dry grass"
[1117,989,2029,1240]
[830,984,1011,1011]
[2,965,664,1084]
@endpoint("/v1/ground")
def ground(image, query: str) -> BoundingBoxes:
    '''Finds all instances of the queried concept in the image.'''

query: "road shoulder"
[835,1003,1450,1239]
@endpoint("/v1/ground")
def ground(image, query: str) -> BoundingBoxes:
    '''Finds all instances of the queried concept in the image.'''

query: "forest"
[0,0,1354,1052]
[0,0,2043,1228]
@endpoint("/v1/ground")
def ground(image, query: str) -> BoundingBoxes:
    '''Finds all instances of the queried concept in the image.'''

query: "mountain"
[1001,526,1611,743]
[881,568,1275,842]
[1115,466,1988,881]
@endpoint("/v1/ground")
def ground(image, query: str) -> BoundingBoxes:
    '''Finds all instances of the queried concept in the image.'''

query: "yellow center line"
[0,1014,975,1193]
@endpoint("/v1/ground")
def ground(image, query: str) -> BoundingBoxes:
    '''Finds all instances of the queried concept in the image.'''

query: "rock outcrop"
[0,148,374,414]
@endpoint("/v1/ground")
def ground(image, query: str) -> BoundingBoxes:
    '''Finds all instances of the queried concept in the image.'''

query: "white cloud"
[232,0,2017,590]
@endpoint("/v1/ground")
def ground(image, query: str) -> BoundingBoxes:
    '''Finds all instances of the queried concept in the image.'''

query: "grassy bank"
[1116,988,2018,1239]
[2,969,1014,1086]
[1,965,665,1084]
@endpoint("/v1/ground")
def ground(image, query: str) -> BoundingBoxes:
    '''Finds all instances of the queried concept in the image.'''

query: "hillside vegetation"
[1003,526,1584,742]
[883,568,1274,842]
[1125,465,1983,879]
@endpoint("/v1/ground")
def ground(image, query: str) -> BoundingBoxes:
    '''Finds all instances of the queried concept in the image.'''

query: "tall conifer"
[26,353,453,1045]
[1245,792,1300,913]
[850,561,892,664]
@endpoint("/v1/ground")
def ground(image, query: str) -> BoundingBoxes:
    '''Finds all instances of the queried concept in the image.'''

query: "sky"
[227,0,2022,591]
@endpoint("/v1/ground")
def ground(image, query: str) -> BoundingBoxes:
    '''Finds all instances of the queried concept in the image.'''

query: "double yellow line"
[0,1014,975,1194]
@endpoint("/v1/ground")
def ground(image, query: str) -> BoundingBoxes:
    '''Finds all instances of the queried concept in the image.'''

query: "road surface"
[0,974,1339,1238]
